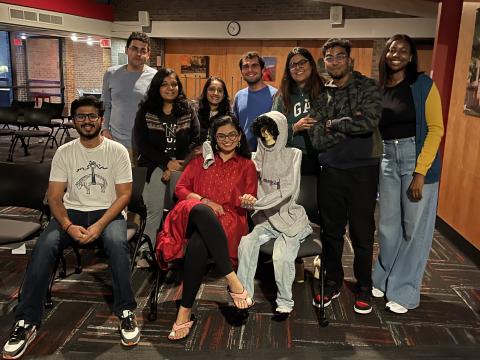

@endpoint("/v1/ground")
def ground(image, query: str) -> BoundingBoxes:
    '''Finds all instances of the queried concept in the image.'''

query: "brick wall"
[149,38,164,69]
[112,0,411,21]
[62,39,111,112]
[10,35,28,101]
[63,38,76,110]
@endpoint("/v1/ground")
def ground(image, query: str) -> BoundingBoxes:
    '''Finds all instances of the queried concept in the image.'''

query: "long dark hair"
[198,76,231,129]
[210,114,251,160]
[379,34,420,88]
[276,47,323,114]
[140,68,190,117]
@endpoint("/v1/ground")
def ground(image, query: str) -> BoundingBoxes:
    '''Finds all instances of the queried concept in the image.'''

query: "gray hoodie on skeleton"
[252,111,310,237]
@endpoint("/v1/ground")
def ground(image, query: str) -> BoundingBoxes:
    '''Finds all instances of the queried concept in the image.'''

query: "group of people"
[2,30,444,359]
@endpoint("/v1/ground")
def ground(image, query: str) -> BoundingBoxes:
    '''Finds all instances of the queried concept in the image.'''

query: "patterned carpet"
[0,133,479,359]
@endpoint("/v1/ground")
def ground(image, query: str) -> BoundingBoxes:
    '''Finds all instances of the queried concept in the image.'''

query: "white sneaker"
[119,310,140,346]
[2,320,37,359]
[372,287,384,298]
[275,305,292,314]
[386,301,408,314]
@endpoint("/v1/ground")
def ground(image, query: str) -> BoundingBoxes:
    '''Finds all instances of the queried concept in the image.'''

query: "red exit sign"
[13,38,22,46]
[99,38,111,48]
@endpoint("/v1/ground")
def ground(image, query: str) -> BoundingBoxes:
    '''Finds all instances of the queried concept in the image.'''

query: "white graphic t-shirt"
[49,138,132,212]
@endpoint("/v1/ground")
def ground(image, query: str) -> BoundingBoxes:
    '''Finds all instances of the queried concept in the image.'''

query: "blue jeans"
[15,209,137,326]
[237,222,312,311]
[372,137,439,309]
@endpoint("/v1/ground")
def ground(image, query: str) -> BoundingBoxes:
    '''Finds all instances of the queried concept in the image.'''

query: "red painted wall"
[2,0,113,21]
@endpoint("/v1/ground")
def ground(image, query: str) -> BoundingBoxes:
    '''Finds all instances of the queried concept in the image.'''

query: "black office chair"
[8,109,56,163]
[40,102,65,148]
[10,100,35,116]
[258,175,328,326]
[0,106,18,136]
[0,162,50,248]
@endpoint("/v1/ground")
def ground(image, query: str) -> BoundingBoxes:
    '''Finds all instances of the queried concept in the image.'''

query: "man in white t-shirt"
[3,96,139,360]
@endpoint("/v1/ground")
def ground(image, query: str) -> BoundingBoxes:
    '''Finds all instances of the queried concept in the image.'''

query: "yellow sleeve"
[415,82,444,176]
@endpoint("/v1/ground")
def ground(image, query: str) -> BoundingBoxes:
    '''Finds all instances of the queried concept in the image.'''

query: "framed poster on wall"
[180,55,209,78]
[465,8,480,117]
[262,57,277,82]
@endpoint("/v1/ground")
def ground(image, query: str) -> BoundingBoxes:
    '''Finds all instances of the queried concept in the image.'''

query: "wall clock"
[227,21,241,36]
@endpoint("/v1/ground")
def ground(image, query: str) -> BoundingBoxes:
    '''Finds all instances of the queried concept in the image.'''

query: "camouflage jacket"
[308,71,382,168]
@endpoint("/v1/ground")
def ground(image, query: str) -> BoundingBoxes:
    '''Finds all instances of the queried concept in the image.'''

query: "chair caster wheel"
[74,266,82,274]
[45,299,53,309]
[148,312,157,321]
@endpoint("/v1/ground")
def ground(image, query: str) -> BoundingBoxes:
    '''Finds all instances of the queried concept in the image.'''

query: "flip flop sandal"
[228,287,255,309]
[167,317,196,341]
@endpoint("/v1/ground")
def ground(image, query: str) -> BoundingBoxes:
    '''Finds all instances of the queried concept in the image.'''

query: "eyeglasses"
[216,132,239,142]
[324,54,348,63]
[128,45,149,55]
[73,113,100,122]
[289,59,309,70]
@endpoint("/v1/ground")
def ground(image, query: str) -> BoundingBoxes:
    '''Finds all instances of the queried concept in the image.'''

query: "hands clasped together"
[66,222,105,244]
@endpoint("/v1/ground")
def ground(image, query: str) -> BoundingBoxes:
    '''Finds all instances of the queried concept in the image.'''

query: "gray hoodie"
[252,111,310,237]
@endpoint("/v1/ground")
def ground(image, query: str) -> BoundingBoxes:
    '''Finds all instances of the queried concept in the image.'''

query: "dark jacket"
[133,104,200,182]
[309,71,382,169]
[410,74,443,183]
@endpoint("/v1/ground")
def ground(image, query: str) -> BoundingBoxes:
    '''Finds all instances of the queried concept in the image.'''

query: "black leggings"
[181,204,233,308]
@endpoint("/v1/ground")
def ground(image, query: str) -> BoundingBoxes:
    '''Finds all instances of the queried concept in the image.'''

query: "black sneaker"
[312,287,340,308]
[119,310,140,346]
[2,320,37,359]
[354,290,373,314]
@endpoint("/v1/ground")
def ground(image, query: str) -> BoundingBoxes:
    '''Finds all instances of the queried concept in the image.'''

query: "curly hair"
[126,31,150,49]
[71,96,104,116]
[321,38,352,57]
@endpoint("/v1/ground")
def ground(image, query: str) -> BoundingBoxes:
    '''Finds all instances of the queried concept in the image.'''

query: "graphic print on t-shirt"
[75,160,109,195]
[293,98,310,117]
[163,121,177,158]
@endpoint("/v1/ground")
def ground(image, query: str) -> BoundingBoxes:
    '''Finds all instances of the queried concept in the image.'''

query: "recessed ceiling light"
[87,40,93,46]
[71,34,78,41]
[20,35,27,40]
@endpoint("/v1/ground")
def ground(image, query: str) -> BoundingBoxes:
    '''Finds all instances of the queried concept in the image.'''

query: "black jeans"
[181,204,233,308]
[317,164,379,291]
[15,209,136,326]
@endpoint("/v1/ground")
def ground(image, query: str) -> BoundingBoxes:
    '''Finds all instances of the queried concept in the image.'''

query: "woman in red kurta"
[156,115,258,341]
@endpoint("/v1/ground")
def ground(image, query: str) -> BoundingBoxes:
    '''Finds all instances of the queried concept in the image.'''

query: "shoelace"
[10,325,26,342]
[121,313,135,331]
